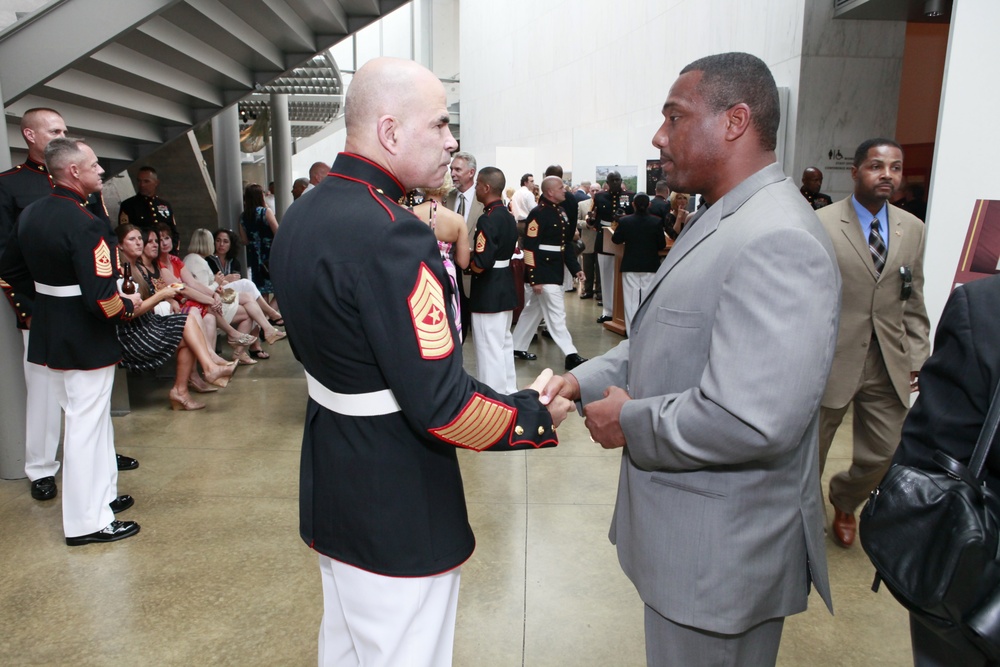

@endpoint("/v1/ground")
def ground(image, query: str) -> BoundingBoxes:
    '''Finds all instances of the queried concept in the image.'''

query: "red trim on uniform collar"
[337,152,407,195]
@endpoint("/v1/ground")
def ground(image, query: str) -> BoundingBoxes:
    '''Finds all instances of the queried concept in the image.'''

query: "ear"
[723,103,752,142]
[850,165,858,182]
[22,128,35,146]
[376,115,400,155]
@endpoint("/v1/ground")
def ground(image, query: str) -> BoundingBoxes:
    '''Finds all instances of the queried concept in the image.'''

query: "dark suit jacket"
[894,275,1000,495]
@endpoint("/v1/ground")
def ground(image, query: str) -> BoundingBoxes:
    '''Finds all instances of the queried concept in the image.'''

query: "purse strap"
[968,378,1000,480]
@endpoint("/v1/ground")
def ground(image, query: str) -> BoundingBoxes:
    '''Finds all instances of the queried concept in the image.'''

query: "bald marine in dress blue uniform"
[269,57,574,667]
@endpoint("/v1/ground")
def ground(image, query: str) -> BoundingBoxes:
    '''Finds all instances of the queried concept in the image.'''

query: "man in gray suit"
[541,52,839,665]
[445,152,482,334]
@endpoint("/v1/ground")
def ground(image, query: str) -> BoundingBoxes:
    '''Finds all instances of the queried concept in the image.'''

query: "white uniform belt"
[34,282,82,297]
[493,259,510,268]
[304,371,401,416]
[601,222,613,227]
[538,244,561,252]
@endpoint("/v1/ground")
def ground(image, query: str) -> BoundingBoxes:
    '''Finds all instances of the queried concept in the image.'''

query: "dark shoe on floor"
[66,520,140,546]
[580,293,594,300]
[110,495,134,514]
[117,454,139,471]
[30,476,57,501]
[831,506,856,548]
[597,315,613,323]
[513,350,537,361]
[565,353,588,371]
[596,301,603,307]
[541,328,553,339]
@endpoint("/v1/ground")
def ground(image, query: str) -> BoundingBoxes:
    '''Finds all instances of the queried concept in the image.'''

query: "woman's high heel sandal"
[204,364,235,388]
[189,375,219,393]
[234,350,258,365]
[228,332,256,346]
[169,389,205,411]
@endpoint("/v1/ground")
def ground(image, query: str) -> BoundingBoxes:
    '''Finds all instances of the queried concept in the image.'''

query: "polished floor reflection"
[0,293,911,666]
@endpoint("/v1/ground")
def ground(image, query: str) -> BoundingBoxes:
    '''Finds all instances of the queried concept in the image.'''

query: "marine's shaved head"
[343,57,457,191]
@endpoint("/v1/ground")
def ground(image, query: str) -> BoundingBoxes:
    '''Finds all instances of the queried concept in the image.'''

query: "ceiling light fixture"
[924,0,945,17]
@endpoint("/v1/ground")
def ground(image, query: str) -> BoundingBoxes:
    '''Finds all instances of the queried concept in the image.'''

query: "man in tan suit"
[817,137,930,548]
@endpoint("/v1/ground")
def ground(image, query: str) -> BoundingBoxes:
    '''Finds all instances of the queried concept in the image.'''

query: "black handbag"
[859,380,1000,660]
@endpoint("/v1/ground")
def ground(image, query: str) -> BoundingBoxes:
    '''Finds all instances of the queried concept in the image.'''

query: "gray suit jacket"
[817,197,930,408]
[572,162,839,634]
[445,187,484,294]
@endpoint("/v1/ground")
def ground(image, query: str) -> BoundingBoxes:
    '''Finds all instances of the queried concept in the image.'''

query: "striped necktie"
[457,194,465,216]
[868,219,886,277]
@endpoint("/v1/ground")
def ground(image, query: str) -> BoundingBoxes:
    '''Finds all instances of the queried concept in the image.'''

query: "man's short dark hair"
[138,165,158,177]
[479,167,505,194]
[853,138,903,167]
[681,52,780,152]
[543,165,563,178]
[520,173,533,186]
[655,179,670,195]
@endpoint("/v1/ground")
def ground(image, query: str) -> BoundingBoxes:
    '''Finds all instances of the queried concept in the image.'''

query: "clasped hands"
[527,370,630,449]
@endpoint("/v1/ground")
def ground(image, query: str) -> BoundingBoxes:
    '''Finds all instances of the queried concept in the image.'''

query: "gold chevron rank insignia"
[408,262,454,360]
[526,220,539,238]
[476,231,486,253]
[430,393,515,451]
[93,238,113,278]
[97,295,123,318]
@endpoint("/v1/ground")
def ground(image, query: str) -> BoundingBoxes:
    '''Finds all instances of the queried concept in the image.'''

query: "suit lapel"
[632,162,788,329]
[882,205,904,275]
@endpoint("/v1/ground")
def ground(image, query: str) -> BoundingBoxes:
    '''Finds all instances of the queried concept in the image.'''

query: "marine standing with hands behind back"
[269,57,573,667]
[0,138,142,545]
[541,52,840,666]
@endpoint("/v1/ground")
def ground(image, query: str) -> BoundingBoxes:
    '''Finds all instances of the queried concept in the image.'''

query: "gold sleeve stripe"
[0,278,10,289]
[408,262,454,360]
[93,238,113,278]
[523,250,535,267]
[430,393,515,452]
[97,295,124,318]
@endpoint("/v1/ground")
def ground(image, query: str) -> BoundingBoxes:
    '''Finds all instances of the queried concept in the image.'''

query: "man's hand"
[583,386,631,449]
[574,270,585,283]
[532,284,543,294]
[528,369,575,427]
[123,292,142,308]
[910,371,920,393]
[538,372,581,405]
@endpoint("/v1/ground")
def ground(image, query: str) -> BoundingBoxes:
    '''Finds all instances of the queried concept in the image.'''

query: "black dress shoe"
[513,350,537,361]
[541,328,553,339]
[110,495,134,514]
[596,301,603,306]
[116,454,139,471]
[597,315,613,323]
[65,520,140,546]
[30,476,57,501]
[580,293,594,300]
[565,353,588,371]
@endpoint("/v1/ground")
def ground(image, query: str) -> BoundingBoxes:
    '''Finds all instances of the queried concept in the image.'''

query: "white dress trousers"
[622,272,655,337]
[318,555,461,667]
[512,284,578,357]
[597,253,615,318]
[471,310,516,394]
[51,365,118,538]
[22,329,62,480]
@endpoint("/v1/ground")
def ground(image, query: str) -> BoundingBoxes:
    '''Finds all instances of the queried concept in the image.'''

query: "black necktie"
[457,194,465,216]
[869,219,886,277]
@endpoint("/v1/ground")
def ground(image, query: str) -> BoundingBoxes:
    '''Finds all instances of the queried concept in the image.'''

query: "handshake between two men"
[529,368,629,450]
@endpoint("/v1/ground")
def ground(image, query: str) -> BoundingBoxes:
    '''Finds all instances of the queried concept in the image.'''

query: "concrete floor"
[0,293,912,666]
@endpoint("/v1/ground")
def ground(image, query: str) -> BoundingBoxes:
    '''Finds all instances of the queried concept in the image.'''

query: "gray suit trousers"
[644,605,784,666]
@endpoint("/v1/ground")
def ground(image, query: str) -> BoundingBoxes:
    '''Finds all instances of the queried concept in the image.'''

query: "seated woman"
[667,191,691,238]
[151,223,258,363]
[410,183,471,341]
[116,225,235,411]
[184,228,286,364]
[207,227,284,330]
